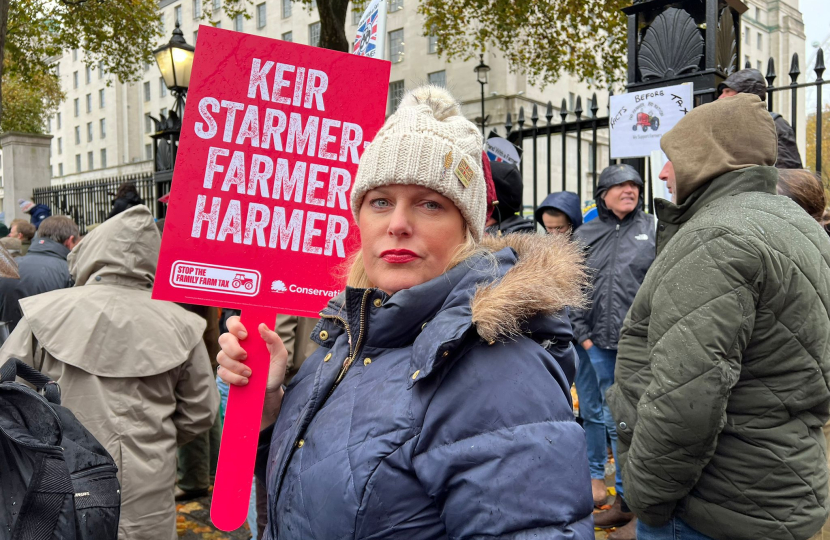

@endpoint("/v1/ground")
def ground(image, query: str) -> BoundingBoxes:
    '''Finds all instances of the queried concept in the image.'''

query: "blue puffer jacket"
[258,234,594,539]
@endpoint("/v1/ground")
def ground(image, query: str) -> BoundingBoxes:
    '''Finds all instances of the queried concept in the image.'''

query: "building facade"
[43,0,805,214]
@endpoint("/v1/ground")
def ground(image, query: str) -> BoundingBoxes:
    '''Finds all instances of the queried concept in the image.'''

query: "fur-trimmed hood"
[314,233,586,385]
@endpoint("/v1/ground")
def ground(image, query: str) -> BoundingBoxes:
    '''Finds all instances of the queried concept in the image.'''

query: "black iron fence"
[32,172,158,235]
[503,49,830,214]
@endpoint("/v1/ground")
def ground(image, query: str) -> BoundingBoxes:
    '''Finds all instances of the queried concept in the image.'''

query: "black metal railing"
[32,172,158,235]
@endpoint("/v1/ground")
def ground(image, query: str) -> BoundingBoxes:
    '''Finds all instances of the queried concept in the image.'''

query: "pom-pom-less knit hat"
[350,85,487,240]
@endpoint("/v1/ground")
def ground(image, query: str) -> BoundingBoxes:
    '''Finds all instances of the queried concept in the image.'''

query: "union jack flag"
[353,9,379,57]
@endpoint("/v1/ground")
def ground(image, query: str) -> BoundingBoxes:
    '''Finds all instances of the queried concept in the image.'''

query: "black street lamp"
[474,54,490,136]
[151,21,196,218]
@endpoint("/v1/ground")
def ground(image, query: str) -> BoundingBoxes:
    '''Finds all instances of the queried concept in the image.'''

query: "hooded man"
[718,68,802,169]
[484,161,535,235]
[0,206,219,540]
[608,93,830,540]
[535,191,583,236]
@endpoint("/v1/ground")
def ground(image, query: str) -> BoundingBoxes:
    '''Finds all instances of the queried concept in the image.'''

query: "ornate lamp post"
[151,21,195,217]
[474,54,490,136]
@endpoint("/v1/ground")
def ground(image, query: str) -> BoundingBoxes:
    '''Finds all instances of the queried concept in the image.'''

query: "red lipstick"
[380,249,419,264]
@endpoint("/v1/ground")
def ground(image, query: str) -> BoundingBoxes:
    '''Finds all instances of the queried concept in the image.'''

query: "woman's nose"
[387,206,413,237]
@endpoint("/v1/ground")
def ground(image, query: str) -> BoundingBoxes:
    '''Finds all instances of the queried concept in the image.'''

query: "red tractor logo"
[232,273,254,290]
[633,112,660,132]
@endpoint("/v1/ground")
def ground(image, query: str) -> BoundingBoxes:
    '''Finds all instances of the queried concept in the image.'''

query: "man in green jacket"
[608,93,830,540]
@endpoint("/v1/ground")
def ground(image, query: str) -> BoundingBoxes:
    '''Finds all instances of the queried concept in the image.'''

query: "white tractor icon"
[271,280,287,293]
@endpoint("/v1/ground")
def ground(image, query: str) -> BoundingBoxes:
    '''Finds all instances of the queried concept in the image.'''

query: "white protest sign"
[485,136,521,165]
[352,0,387,59]
[610,83,693,159]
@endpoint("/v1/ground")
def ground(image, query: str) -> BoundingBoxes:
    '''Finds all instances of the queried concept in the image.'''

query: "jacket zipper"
[605,223,621,346]
[324,289,371,402]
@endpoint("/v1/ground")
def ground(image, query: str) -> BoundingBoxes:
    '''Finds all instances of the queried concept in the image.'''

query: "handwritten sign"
[609,83,694,159]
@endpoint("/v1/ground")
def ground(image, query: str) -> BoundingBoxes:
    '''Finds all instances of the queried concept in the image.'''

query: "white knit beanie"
[351,85,486,240]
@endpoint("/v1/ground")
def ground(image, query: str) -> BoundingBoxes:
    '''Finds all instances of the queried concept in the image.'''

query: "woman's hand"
[217,316,289,428]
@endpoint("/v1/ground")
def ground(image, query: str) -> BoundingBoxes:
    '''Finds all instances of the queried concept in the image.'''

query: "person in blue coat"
[217,85,595,539]
[535,191,583,235]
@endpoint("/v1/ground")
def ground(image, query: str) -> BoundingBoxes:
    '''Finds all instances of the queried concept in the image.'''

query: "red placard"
[153,25,389,316]
[152,26,389,532]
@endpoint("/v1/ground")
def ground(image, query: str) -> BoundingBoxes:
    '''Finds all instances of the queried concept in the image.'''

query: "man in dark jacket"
[484,161,535,235]
[718,68,802,169]
[573,164,656,538]
[0,216,78,331]
[18,199,52,229]
[610,93,830,540]
[535,191,583,235]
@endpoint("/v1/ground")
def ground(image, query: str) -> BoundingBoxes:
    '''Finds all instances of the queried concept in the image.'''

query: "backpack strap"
[769,111,782,121]
[11,454,74,540]
[0,358,61,405]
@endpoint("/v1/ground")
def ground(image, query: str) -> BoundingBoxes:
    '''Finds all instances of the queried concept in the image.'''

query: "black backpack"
[0,358,120,540]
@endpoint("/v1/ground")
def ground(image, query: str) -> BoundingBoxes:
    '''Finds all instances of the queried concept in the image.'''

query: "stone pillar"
[0,132,53,226]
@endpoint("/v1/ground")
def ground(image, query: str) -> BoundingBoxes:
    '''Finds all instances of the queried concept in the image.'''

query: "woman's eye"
[370,198,390,208]
[423,201,441,210]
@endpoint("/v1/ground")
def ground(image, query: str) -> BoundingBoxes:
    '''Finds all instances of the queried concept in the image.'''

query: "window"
[282,0,291,18]
[757,60,762,71]
[100,118,106,138]
[76,154,81,172]
[388,80,405,113]
[48,117,52,132]
[145,143,153,160]
[98,61,104,79]
[145,60,151,72]
[100,149,107,169]
[568,92,575,112]
[389,29,404,63]
[87,151,93,170]
[57,112,61,129]
[161,107,168,118]
[193,0,202,19]
[309,22,321,47]
[86,94,92,113]
[75,126,81,144]
[85,65,91,84]
[212,0,220,10]
[144,81,151,101]
[427,25,437,54]
[57,138,63,155]
[55,63,60,77]
[175,5,182,25]
[74,98,80,117]
[744,29,750,45]
[73,49,78,61]
[427,70,446,88]
[389,0,402,12]
[99,88,105,108]
[757,32,762,50]
[745,54,750,66]
[234,13,243,31]
[257,3,266,28]
[73,71,79,89]
[311,0,317,9]
[755,6,760,21]
[87,122,93,142]
[215,20,222,28]
[352,9,361,25]
[59,163,64,176]
[145,113,152,133]
[160,77,167,98]
[160,13,166,34]
[282,31,293,42]
[193,30,199,43]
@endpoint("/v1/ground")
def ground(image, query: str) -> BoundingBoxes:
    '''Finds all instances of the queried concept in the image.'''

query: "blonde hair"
[345,227,487,289]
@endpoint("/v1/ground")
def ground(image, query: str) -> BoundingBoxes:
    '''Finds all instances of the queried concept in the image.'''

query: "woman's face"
[358,184,466,295]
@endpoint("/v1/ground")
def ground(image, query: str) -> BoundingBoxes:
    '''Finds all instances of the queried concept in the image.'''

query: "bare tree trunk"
[318,0,350,52]
[0,0,9,125]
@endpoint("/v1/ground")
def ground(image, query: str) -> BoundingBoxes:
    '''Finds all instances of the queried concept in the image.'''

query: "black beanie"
[490,161,523,216]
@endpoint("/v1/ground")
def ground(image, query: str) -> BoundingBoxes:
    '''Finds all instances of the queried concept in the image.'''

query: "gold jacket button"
[296,439,305,448]
[373,298,382,308]
[363,358,372,366]
[412,370,420,380]
[319,330,329,340]
[324,353,332,362]
[442,351,449,357]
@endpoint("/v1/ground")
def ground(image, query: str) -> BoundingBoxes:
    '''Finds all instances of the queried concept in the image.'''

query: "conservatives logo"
[271,280,287,293]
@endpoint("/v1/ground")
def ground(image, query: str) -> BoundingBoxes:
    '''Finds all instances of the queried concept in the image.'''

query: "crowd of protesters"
[2,70,830,540]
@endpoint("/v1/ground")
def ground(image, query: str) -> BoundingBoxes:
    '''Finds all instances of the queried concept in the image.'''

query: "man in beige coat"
[0,206,218,540]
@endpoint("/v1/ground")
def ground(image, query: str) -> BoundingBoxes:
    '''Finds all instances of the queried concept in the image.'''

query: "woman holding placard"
[217,85,594,539]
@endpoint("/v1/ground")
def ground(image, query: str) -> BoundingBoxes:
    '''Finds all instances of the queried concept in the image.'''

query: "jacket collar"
[655,165,778,254]
[26,237,69,260]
